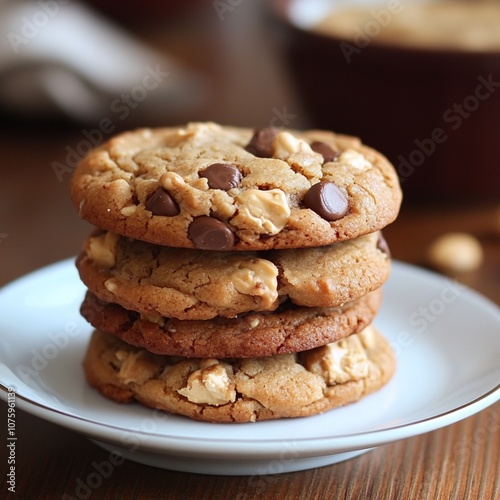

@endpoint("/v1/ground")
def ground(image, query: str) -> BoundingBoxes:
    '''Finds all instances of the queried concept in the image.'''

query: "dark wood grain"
[1,1,499,499]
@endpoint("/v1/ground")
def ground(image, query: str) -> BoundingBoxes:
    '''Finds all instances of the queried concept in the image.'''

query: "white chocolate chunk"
[86,232,119,268]
[120,205,137,216]
[272,131,314,158]
[358,326,377,349]
[235,189,290,235]
[303,331,371,385]
[177,359,236,406]
[104,279,118,293]
[249,318,260,328]
[323,336,369,384]
[231,258,279,307]
[116,350,157,385]
[141,313,165,326]
[337,149,372,171]
[160,171,185,191]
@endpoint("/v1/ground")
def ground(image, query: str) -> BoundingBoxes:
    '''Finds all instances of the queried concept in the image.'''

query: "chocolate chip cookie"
[80,288,382,358]
[76,230,391,320]
[71,122,402,250]
[83,326,396,423]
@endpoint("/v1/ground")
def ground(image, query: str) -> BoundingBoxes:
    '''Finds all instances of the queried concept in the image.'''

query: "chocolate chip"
[245,127,277,158]
[145,187,180,216]
[310,141,340,163]
[201,163,242,190]
[188,216,235,250]
[303,181,348,221]
[377,232,391,259]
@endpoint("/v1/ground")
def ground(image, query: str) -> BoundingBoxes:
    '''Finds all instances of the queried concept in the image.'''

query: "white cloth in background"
[0,0,207,124]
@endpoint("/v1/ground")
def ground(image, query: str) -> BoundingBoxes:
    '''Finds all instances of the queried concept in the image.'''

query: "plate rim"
[1,381,499,460]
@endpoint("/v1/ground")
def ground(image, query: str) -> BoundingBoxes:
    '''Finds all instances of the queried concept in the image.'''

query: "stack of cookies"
[70,122,402,423]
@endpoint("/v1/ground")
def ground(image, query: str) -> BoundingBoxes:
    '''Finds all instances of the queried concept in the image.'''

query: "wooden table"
[1,2,499,498]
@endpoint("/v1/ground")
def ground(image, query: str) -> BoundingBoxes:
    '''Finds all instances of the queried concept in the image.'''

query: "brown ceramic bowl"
[275,0,500,200]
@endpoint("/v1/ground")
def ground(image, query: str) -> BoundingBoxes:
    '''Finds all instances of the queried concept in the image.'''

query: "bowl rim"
[272,0,500,60]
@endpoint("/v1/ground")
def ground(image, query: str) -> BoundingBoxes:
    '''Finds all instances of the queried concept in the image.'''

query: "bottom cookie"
[83,327,396,423]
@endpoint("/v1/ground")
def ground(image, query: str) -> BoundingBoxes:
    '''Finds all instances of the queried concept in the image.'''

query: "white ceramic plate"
[1,258,499,475]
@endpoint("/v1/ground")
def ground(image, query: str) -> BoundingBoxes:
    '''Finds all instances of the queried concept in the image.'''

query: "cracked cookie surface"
[70,122,402,250]
[83,326,395,423]
[76,230,390,320]
[80,288,382,358]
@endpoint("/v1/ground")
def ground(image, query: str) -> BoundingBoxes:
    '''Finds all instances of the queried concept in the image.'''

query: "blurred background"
[0,0,499,301]
[0,3,499,497]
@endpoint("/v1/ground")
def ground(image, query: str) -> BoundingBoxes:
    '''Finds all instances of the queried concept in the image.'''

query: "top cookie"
[71,122,402,250]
